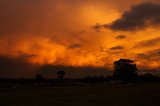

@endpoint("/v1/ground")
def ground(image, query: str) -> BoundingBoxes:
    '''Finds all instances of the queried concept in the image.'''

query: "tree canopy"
[57,70,66,79]
[113,59,138,81]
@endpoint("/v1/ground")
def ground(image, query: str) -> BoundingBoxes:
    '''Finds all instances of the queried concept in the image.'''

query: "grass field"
[0,84,160,106]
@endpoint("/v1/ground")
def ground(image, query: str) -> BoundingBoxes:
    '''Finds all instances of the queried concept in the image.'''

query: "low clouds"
[109,2,160,31]
[1,0,160,75]
[93,23,103,32]
[135,49,160,69]
[134,37,160,48]
[0,56,38,78]
[115,35,127,39]
[0,56,111,78]
[68,44,82,49]
[110,46,125,50]
[136,49,160,60]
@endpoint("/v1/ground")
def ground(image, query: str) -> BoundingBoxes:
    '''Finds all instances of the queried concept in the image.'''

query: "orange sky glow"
[1,0,160,77]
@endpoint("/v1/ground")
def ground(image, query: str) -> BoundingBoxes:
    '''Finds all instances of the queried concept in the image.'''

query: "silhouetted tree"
[113,59,138,82]
[36,74,44,82]
[57,70,66,79]
[139,73,160,82]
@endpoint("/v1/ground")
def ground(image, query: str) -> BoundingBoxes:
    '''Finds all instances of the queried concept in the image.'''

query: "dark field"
[0,84,160,106]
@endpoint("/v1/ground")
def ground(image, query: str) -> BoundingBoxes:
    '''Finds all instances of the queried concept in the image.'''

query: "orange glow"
[0,0,160,71]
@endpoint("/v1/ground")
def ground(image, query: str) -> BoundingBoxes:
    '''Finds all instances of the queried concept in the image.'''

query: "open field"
[0,84,160,106]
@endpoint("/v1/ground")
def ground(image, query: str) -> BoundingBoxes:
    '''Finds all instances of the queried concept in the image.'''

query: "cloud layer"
[109,2,160,31]
[0,0,160,77]
[134,37,160,48]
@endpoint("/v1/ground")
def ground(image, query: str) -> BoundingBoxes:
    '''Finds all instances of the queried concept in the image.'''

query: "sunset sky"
[1,0,160,78]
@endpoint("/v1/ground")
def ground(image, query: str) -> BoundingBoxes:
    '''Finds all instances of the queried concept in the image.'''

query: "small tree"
[113,59,138,81]
[57,70,66,79]
[36,74,44,82]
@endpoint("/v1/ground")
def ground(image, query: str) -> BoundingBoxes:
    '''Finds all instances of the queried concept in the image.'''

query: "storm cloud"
[109,2,160,31]
[1,0,160,77]
[0,56,111,78]
[0,56,38,78]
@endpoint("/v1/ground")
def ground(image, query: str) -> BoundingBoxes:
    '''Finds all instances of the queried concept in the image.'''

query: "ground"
[0,84,160,106]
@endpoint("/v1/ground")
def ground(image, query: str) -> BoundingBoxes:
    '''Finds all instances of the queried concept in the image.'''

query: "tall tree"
[113,59,138,81]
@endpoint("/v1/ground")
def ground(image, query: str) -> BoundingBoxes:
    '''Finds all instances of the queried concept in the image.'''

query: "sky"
[0,0,160,78]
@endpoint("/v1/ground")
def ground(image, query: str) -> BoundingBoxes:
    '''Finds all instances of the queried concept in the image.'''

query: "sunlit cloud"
[0,0,160,77]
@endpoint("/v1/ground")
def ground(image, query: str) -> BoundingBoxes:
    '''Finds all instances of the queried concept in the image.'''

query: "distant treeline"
[0,73,160,88]
[0,59,160,88]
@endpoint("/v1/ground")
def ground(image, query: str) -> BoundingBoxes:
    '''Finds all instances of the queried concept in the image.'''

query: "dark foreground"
[0,84,160,106]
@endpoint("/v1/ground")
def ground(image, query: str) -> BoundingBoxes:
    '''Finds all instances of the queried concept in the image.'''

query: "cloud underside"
[0,56,111,78]
[134,37,160,48]
[136,49,160,60]
[1,0,160,77]
[110,46,125,50]
[115,35,127,39]
[109,2,160,31]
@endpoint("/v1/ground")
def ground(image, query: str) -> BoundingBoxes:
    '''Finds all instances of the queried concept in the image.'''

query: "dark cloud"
[134,37,160,48]
[108,2,160,31]
[92,23,104,32]
[0,56,38,78]
[110,46,125,50]
[68,44,81,49]
[135,49,160,70]
[136,49,160,60]
[19,54,38,58]
[115,35,127,39]
[0,56,111,78]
